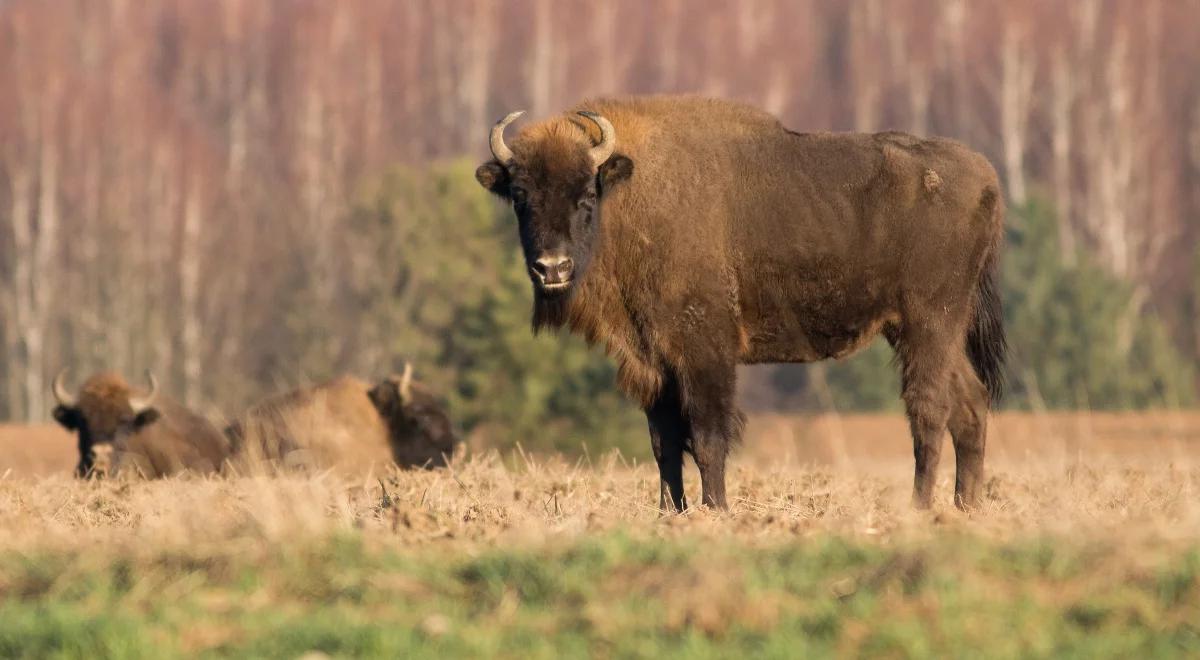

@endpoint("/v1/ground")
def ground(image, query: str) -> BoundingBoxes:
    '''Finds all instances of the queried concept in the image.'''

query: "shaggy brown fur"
[225,375,458,471]
[52,372,229,478]
[477,95,1006,512]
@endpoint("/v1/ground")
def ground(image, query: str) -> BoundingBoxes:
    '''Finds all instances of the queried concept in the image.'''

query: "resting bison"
[51,370,230,478]
[367,366,460,468]
[476,95,1006,511]
[225,366,458,471]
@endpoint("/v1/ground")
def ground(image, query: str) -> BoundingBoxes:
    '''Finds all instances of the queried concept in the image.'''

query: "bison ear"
[132,407,161,430]
[598,154,633,192]
[475,161,511,198]
[368,381,399,413]
[52,405,82,430]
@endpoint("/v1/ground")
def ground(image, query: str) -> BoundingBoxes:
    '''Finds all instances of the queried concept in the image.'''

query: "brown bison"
[476,95,1006,511]
[225,366,458,471]
[51,370,230,478]
[367,366,461,468]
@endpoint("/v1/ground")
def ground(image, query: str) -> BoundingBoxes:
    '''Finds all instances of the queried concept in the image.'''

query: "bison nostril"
[534,255,573,284]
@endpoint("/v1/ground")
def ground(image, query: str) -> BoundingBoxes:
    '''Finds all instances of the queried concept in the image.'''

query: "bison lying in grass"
[225,366,458,472]
[51,369,229,478]
[476,95,1006,511]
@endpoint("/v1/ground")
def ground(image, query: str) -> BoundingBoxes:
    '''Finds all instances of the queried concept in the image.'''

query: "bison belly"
[738,268,897,364]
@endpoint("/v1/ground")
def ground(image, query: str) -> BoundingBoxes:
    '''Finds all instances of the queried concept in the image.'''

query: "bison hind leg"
[894,324,956,509]
[947,351,990,510]
[894,311,991,511]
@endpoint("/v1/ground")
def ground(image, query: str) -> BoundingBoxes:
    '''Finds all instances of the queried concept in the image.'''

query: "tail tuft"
[967,250,1007,405]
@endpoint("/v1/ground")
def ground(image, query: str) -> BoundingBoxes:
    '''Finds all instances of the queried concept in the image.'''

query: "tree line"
[1,1,1198,454]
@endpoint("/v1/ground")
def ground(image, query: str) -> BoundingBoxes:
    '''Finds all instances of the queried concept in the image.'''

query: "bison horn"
[128,370,159,413]
[52,369,77,407]
[577,111,616,169]
[399,362,413,405]
[489,110,524,165]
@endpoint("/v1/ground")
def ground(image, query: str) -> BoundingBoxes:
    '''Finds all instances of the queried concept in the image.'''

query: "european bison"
[225,366,458,471]
[51,369,230,478]
[476,95,1006,511]
[366,366,460,469]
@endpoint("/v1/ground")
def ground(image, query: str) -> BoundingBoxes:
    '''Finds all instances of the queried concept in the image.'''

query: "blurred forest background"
[2,0,1200,454]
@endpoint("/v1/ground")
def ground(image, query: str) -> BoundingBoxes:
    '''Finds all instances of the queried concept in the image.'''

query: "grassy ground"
[3,530,1199,658]
[1,431,1199,658]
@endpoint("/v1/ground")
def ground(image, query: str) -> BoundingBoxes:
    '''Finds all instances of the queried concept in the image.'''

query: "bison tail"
[967,243,1007,406]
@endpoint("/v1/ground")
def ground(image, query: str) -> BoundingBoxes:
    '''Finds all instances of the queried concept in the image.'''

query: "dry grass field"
[2,412,1200,657]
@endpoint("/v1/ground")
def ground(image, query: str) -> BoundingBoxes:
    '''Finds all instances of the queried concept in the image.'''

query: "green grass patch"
[0,532,1198,658]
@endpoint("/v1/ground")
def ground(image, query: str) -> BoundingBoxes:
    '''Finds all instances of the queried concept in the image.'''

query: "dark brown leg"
[898,327,954,509]
[908,411,946,509]
[678,363,742,511]
[692,432,729,509]
[948,354,989,510]
[646,382,688,512]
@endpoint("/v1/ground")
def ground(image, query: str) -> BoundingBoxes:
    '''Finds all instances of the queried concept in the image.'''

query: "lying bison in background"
[224,375,389,472]
[476,95,1006,511]
[367,365,459,468]
[225,365,458,472]
[51,369,230,478]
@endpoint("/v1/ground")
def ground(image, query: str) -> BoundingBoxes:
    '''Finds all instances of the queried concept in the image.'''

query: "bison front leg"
[678,363,743,511]
[646,392,689,513]
[692,430,729,510]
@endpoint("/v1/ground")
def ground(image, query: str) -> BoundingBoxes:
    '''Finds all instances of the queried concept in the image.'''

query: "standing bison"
[476,95,1006,511]
[225,366,458,472]
[51,370,230,478]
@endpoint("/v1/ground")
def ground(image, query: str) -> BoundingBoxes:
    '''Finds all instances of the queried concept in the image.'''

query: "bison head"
[367,364,458,469]
[475,110,633,300]
[51,369,161,478]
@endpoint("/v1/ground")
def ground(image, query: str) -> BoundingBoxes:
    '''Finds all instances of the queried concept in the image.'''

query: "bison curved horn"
[577,111,616,169]
[399,361,414,405]
[128,370,159,413]
[489,110,524,165]
[52,369,77,407]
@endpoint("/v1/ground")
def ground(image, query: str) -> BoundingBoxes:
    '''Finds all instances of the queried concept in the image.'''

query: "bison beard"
[478,95,1007,512]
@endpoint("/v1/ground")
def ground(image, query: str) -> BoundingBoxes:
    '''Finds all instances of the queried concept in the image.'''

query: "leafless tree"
[0,0,1198,420]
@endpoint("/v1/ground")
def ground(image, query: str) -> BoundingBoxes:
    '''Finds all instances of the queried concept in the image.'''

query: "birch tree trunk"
[179,177,203,404]
[850,0,882,132]
[591,1,618,94]
[1050,52,1075,261]
[938,0,970,137]
[4,167,32,419]
[528,0,556,116]
[460,0,494,139]
[1098,34,1132,277]
[25,103,61,421]
[999,24,1034,206]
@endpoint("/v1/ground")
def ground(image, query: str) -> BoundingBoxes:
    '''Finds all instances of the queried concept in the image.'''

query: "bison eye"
[510,187,528,205]
[577,188,597,209]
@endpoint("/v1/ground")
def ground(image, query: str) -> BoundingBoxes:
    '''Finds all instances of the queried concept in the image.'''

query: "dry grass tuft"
[3,412,1200,656]
[1,442,1197,556]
